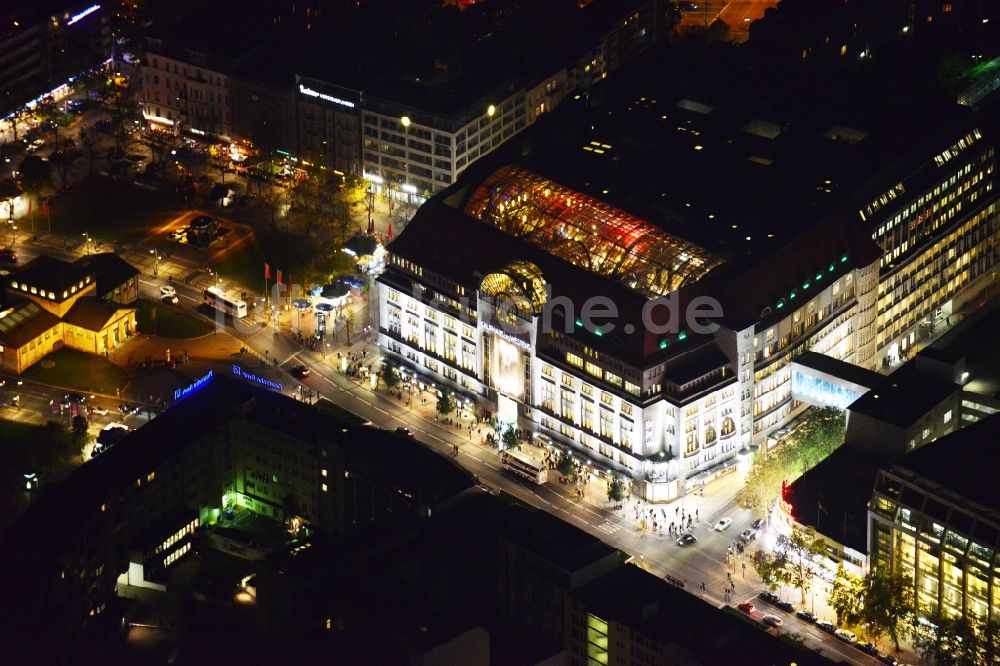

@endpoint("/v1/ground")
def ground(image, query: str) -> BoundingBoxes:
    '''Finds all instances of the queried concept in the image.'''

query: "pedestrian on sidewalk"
[696,509,699,520]
[700,581,706,592]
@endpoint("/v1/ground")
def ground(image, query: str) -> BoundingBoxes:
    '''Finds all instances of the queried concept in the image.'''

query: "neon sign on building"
[174,370,213,401]
[67,4,101,26]
[298,84,355,109]
[232,364,283,391]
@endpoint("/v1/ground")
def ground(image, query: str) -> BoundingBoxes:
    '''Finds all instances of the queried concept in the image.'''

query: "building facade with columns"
[375,71,1000,500]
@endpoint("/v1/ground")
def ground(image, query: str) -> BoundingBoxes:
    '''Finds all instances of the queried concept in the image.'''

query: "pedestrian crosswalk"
[596,520,621,535]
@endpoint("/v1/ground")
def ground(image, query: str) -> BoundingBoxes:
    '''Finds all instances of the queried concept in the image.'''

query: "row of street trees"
[736,406,846,518]
[754,542,1000,662]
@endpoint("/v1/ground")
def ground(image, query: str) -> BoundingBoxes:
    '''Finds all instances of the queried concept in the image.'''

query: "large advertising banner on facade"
[491,336,525,400]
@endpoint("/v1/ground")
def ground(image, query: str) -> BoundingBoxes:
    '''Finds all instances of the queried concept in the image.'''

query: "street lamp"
[487,104,496,118]
[149,248,160,277]
[82,231,91,254]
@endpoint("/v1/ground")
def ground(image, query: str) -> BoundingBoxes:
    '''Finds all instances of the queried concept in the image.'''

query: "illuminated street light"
[400,116,410,128]
[487,104,496,117]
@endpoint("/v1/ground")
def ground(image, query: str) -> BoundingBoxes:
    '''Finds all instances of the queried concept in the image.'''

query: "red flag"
[264,262,271,280]
[276,269,283,285]
[387,224,394,240]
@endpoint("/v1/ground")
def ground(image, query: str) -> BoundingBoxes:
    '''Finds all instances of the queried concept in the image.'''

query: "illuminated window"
[321,468,328,477]
[944,410,952,424]
[585,361,602,378]
[322,484,328,493]
[566,352,584,368]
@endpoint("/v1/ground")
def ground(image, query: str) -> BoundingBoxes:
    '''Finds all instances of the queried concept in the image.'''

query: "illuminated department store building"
[377,85,1000,500]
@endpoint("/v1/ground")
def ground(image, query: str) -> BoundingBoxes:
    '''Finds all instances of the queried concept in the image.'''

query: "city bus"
[203,286,247,318]
[501,448,548,485]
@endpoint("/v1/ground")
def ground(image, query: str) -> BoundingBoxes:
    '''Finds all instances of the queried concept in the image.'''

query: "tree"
[382,366,400,390]
[49,145,79,190]
[736,451,784,518]
[781,527,827,605]
[304,249,355,290]
[556,452,575,477]
[500,424,519,450]
[15,155,52,220]
[607,475,627,506]
[977,618,1000,666]
[71,415,91,454]
[862,567,915,651]
[436,392,454,418]
[751,550,788,592]
[737,407,845,519]
[827,564,864,627]
[78,127,98,174]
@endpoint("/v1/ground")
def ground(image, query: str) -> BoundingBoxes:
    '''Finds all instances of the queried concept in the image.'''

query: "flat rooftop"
[785,445,887,552]
[893,411,1000,511]
[491,41,976,262]
[848,359,960,428]
[794,351,883,389]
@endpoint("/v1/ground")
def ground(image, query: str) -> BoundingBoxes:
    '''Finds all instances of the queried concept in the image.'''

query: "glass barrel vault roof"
[463,165,724,298]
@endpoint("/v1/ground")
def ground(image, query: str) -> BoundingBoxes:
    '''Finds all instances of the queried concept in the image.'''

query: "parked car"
[676,533,697,546]
[161,294,179,304]
[739,528,758,542]
[877,653,899,665]
[796,610,817,623]
[775,599,795,613]
[857,642,880,656]
[27,139,45,152]
[92,406,109,416]
[816,620,837,634]
[160,285,177,298]
[751,518,766,529]
[714,517,733,531]
[64,393,86,404]
[737,601,755,614]
[395,427,414,438]
[834,629,857,643]
[758,591,779,605]
[761,614,782,628]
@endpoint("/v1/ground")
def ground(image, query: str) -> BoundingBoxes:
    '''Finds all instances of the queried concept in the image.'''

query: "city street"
[0,224,888,663]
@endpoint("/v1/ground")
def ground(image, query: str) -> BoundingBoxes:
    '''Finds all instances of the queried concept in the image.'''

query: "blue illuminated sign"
[67,4,101,26]
[174,370,213,401]
[232,364,283,392]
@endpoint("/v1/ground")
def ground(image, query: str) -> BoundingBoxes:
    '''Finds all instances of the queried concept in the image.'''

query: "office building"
[141,0,669,193]
[0,374,475,657]
[0,1,110,116]
[252,489,825,666]
[868,411,1000,622]
[376,43,1000,500]
[142,15,270,139]
[361,74,528,199]
[784,347,1000,574]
